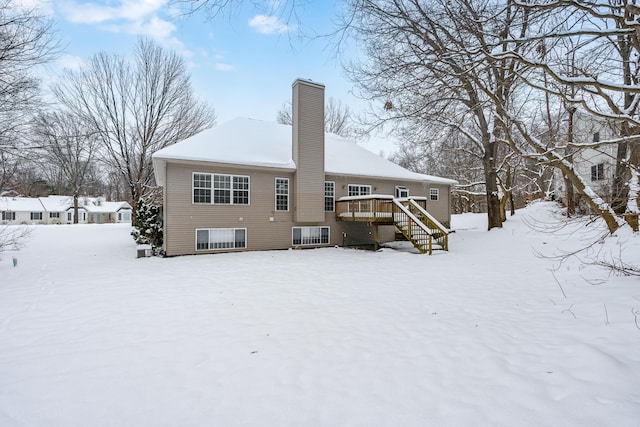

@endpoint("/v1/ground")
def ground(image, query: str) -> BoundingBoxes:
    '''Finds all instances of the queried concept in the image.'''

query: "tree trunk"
[611,132,629,215]
[73,193,78,224]
[484,146,503,230]
[565,106,575,216]
[506,165,515,216]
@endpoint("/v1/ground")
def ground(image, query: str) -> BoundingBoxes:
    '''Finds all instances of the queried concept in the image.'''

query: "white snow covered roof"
[0,196,132,213]
[153,118,457,186]
[84,201,132,213]
[0,197,46,212]
[38,195,73,212]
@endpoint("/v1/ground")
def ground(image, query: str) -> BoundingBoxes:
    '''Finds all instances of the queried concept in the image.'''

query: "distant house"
[152,79,457,255]
[0,197,47,224]
[552,114,619,211]
[85,200,133,224]
[0,196,132,225]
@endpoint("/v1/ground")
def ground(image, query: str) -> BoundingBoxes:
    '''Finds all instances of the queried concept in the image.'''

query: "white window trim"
[195,228,247,251]
[292,226,330,246]
[192,172,250,206]
[430,188,439,201]
[395,186,409,198]
[275,177,289,212]
[192,172,212,204]
[348,184,372,197]
[325,181,335,212]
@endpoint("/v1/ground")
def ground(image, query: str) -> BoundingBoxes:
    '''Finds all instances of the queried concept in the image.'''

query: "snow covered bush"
[131,199,163,255]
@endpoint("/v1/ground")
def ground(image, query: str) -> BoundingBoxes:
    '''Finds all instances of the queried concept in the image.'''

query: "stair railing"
[392,199,434,254]
[406,199,449,251]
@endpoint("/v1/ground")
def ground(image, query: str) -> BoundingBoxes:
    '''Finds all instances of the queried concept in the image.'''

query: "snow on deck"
[0,202,638,426]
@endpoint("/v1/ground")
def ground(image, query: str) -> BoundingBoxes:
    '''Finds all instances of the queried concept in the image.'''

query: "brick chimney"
[292,78,325,222]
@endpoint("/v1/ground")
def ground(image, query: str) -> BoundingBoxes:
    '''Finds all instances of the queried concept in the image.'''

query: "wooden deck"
[335,196,448,254]
[335,196,427,224]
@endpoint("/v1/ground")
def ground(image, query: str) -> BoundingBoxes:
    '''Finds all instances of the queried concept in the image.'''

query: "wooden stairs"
[336,196,449,255]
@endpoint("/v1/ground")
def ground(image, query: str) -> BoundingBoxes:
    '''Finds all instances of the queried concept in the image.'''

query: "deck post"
[373,223,379,251]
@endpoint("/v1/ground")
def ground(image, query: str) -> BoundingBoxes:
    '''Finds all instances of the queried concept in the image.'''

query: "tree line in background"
[0,2,215,223]
[337,0,640,232]
[182,0,639,233]
[3,0,639,235]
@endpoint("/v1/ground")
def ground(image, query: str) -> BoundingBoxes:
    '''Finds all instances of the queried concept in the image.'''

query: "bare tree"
[277,96,357,138]
[0,225,31,257]
[504,1,640,224]
[338,0,542,230]
[0,0,59,192]
[35,111,99,223]
[53,38,216,217]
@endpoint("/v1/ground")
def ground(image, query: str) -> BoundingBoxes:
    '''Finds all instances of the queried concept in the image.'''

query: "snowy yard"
[0,202,639,426]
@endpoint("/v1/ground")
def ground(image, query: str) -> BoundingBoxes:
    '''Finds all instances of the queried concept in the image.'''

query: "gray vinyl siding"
[325,174,452,227]
[163,161,452,256]
[292,80,325,222]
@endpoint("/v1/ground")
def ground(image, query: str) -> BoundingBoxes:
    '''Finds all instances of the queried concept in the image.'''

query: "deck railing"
[404,199,449,251]
[335,195,395,223]
[391,199,434,254]
[335,195,449,254]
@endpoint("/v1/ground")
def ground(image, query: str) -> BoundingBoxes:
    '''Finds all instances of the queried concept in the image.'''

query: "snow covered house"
[0,196,132,225]
[0,197,48,224]
[152,79,457,256]
[84,200,133,224]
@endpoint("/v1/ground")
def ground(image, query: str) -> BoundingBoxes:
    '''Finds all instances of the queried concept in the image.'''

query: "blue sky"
[32,0,368,126]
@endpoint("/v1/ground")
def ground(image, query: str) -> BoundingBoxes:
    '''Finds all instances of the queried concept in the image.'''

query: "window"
[593,132,600,143]
[67,212,72,221]
[292,226,330,246]
[2,211,15,221]
[196,228,247,250]
[193,172,250,205]
[232,176,250,204]
[591,163,604,181]
[118,212,131,221]
[348,184,372,197]
[193,173,212,204]
[30,212,42,221]
[395,186,409,198]
[275,178,289,211]
[324,181,335,212]
[430,188,439,201]
[49,212,60,219]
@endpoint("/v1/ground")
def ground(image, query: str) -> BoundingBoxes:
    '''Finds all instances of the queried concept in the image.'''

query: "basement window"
[196,228,247,250]
[292,226,330,246]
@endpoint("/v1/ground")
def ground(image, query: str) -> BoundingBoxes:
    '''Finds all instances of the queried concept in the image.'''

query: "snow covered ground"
[0,201,638,426]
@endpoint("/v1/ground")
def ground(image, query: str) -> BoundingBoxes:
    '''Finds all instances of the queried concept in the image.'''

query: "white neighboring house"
[39,195,86,224]
[0,197,47,224]
[0,196,132,225]
[85,200,132,224]
[552,114,619,210]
